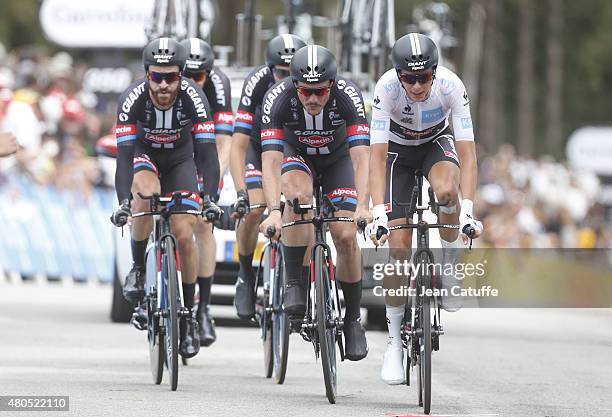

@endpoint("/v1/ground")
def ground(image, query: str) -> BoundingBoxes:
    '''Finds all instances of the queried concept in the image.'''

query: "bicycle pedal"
[248,316,259,326]
[131,313,147,331]
[337,335,346,362]
[432,332,440,351]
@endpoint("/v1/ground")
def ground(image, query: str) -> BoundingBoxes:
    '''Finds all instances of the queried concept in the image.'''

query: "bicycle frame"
[388,172,460,413]
[282,185,350,342]
[132,191,201,390]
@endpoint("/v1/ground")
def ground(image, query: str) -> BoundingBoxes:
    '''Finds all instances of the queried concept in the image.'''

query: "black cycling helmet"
[180,38,215,73]
[265,34,307,67]
[290,45,337,84]
[391,33,439,72]
[142,37,187,71]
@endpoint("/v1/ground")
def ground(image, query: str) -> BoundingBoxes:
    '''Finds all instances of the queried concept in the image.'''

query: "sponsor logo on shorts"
[245,169,262,178]
[283,155,306,164]
[327,188,357,199]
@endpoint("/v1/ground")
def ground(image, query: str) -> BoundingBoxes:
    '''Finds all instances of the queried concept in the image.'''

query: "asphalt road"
[1,278,611,417]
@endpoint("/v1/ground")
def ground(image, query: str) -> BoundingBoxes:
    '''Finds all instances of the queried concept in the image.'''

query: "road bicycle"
[382,172,474,414]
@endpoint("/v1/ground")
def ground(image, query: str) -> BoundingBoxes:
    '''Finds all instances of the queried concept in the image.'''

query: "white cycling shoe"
[381,343,405,385]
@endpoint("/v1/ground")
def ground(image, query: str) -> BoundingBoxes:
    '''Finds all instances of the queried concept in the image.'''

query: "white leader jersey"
[370,66,475,146]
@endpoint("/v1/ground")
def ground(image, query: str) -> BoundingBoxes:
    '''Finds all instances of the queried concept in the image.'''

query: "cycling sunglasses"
[184,71,208,83]
[296,86,331,98]
[397,71,434,85]
[272,67,291,79]
[149,71,181,84]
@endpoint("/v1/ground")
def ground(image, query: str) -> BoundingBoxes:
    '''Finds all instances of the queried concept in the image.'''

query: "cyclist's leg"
[194,184,217,344]
[380,147,419,383]
[280,144,315,316]
[424,133,463,311]
[124,153,161,302]
[234,141,266,318]
[319,152,367,360]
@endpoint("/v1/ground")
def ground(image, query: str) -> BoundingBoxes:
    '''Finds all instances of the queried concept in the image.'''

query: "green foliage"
[0,0,49,49]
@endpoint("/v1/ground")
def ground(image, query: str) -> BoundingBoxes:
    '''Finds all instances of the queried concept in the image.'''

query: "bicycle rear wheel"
[163,236,180,391]
[272,244,290,384]
[315,246,337,404]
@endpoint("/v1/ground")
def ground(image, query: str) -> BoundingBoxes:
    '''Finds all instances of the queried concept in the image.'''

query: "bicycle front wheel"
[148,293,164,384]
[314,246,337,404]
[162,236,180,391]
[416,252,432,414]
[261,244,274,378]
[272,244,290,384]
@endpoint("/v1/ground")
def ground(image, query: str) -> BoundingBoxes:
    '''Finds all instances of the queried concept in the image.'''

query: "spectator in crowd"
[0,132,17,156]
[476,144,610,248]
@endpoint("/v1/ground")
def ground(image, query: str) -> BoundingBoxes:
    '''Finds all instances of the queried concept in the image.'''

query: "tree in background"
[479,0,499,153]
[517,0,534,157]
[546,0,564,157]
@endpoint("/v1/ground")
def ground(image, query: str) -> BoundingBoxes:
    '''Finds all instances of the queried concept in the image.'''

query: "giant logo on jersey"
[262,82,287,115]
[335,79,366,118]
[210,72,226,106]
[120,82,146,113]
[182,80,208,118]
[241,66,271,107]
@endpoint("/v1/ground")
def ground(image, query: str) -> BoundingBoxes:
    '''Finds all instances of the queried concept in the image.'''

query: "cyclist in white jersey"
[366,33,483,384]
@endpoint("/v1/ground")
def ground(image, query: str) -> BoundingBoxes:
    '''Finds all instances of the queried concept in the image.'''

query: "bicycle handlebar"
[132,209,202,218]
[356,218,367,232]
[265,225,276,238]
[133,191,202,218]
[282,216,355,229]
[462,224,476,239]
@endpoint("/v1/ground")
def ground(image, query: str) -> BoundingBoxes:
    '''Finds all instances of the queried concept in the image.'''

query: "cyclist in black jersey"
[229,34,306,320]
[110,37,221,359]
[180,38,234,347]
[258,45,371,361]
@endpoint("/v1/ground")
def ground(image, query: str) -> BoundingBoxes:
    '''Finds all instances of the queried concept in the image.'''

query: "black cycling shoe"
[284,283,306,317]
[234,276,256,319]
[123,265,145,303]
[179,312,200,359]
[343,319,368,361]
[131,304,147,331]
[197,303,216,347]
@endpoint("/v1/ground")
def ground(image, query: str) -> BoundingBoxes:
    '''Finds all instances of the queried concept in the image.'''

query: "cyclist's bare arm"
[230,132,250,191]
